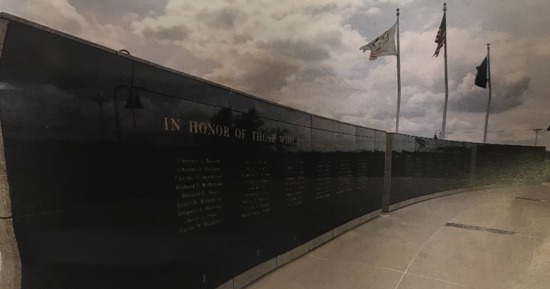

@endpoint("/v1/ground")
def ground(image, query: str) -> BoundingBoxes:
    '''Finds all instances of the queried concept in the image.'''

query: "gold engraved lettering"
[189,121,199,133]
[164,117,182,131]
[234,128,247,139]
[189,121,231,138]
[224,126,230,137]
[251,131,277,143]
[279,135,296,145]
[198,122,208,134]
[207,123,219,136]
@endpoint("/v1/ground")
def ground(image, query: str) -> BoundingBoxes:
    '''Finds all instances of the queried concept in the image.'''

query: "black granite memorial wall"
[387,133,546,207]
[388,134,475,205]
[0,16,386,289]
[474,143,546,184]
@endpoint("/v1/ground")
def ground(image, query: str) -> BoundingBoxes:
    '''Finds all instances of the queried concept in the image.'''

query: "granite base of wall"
[0,117,21,289]
[0,218,21,289]
[218,209,382,289]
[387,184,505,212]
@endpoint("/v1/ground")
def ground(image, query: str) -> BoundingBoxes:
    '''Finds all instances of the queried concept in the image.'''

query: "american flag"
[433,13,446,57]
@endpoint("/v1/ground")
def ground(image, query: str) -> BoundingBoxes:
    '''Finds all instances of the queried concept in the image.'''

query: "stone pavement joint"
[445,222,516,235]
[515,196,547,202]
[393,227,442,289]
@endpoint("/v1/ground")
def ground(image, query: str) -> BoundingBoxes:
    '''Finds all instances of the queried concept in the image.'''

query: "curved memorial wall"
[0,13,545,289]
[0,14,385,289]
[474,143,545,185]
[386,134,476,210]
[385,133,545,211]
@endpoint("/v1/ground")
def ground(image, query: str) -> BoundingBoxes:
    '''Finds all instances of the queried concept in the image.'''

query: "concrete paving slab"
[244,184,550,289]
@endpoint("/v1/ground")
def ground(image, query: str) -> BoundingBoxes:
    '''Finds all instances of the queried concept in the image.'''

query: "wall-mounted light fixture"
[114,85,143,109]
[113,84,144,141]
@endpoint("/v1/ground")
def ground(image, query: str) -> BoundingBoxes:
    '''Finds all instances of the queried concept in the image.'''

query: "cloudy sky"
[1,0,549,149]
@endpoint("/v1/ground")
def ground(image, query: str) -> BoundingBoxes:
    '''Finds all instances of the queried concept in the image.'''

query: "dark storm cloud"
[296,67,336,82]
[257,39,331,62]
[142,25,191,41]
[372,106,396,121]
[346,2,429,40]
[473,1,550,38]
[303,3,339,16]
[68,0,168,24]
[242,58,299,94]
[314,30,345,50]
[62,18,85,35]
[197,7,243,29]
[502,77,531,99]
[137,41,219,76]
[402,106,427,118]
[495,76,531,112]
[450,90,486,113]
[451,76,530,113]
[233,34,253,44]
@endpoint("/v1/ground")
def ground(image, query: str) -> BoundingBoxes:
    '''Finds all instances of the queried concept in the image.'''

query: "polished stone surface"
[0,16,386,289]
[245,184,550,289]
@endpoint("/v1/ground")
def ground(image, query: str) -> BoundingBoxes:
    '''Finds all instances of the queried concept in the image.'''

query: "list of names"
[314,160,332,200]
[240,160,272,218]
[336,160,353,195]
[283,159,306,207]
[356,159,369,191]
[175,158,224,234]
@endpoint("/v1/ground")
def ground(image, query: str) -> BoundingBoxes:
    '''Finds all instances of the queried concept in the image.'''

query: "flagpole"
[483,43,492,143]
[441,2,448,139]
[396,8,401,133]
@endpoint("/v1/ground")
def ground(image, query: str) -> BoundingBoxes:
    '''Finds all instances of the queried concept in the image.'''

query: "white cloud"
[17,0,88,34]
[0,0,548,149]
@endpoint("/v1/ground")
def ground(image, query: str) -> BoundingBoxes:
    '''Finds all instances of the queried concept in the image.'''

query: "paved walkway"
[245,183,550,289]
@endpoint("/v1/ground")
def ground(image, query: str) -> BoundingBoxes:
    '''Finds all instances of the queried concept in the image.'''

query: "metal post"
[395,8,401,133]
[470,144,478,183]
[383,133,393,212]
[483,44,492,143]
[533,128,542,146]
[441,3,448,140]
